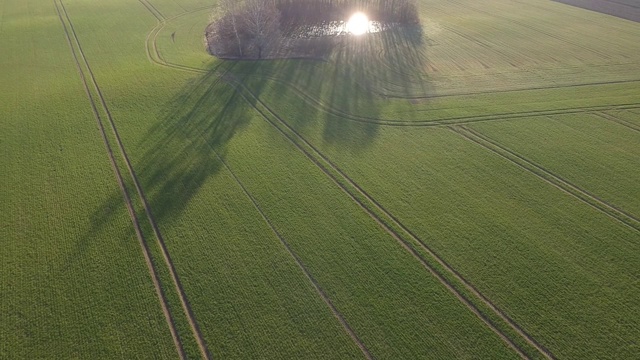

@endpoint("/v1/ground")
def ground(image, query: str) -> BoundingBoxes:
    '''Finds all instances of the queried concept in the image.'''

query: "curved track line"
[142,4,214,73]
[58,1,211,358]
[54,1,186,358]
[451,125,640,233]
[139,2,640,116]
[135,4,637,358]
[225,77,557,360]
[239,73,640,128]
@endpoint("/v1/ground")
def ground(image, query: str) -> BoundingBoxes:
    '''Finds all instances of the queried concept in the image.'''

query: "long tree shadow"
[80,17,432,253]
[78,63,257,252]
[225,22,431,153]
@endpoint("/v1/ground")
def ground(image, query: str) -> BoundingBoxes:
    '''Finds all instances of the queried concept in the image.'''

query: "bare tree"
[243,0,281,58]
[219,0,244,57]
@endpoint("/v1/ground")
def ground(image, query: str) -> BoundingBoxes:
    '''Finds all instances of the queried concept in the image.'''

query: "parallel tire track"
[236,74,640,127]
[594,111,640,133]
[145,66,373,358]
[224,76,555,360]
[141,4,214,73]
[450,125,640,233]
[143,13,375,348]
[53,1,186,358]
[207,143,374,360]
[57,1,210,358]
[138,0,164,21]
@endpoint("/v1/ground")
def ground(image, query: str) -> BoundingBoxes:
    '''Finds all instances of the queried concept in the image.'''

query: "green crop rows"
[2,0,639,359]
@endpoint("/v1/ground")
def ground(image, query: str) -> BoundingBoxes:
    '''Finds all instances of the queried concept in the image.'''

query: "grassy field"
[0,0,178,358]
[2,0,639,358]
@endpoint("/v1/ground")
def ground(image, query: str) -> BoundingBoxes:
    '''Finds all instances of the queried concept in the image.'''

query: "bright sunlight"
[346,12,369,35]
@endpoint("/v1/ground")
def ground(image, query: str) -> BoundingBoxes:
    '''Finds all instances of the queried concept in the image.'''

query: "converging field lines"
[54,1,210,358]
[225,76,554,360]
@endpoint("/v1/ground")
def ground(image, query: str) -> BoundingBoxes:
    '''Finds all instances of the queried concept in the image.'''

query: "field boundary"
[57,1,211,358]
[225,75,556,360]
[450,125,640,232]
[53,1,186,358]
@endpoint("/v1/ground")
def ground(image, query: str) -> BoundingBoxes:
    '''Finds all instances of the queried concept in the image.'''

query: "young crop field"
[2,0,639,359]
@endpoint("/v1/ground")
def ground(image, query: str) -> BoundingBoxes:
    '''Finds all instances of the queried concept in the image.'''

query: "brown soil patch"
[554,0,640,22]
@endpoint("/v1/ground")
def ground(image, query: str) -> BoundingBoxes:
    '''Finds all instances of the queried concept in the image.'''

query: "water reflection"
[287,20,387,39]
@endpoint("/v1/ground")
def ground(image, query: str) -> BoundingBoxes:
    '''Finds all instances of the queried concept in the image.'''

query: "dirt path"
[57,1,210,358]
[53,1,186,358]
[138,0,165,21]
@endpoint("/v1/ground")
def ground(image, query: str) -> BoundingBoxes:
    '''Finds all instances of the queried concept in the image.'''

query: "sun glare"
[346,12,369,35]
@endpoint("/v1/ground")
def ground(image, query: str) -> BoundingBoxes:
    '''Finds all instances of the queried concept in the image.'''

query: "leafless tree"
[243,0,281,58]
[219,0,244,57]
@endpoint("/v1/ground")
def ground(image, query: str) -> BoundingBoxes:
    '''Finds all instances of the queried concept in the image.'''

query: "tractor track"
[225,76,555,360]
[142,4,214,74]
[237,73,640,128]
[53,0,186,358]
[203,131,374,360]
[138,0,164,21]
[134,3,636,358]
[143,64,374,358]
[594,111,640,133]
[57,1,211,358]
[450,125,640,233]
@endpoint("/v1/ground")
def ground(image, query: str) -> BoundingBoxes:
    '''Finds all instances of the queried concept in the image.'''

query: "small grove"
[207,0,420,59]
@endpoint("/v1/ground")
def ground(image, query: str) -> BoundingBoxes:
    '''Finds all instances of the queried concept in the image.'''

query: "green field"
[2,0,639,359]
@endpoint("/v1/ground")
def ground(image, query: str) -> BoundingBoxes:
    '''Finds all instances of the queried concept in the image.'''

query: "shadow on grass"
[78,63,251,247]
[81,23,431,251]
[225,24,431,150]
